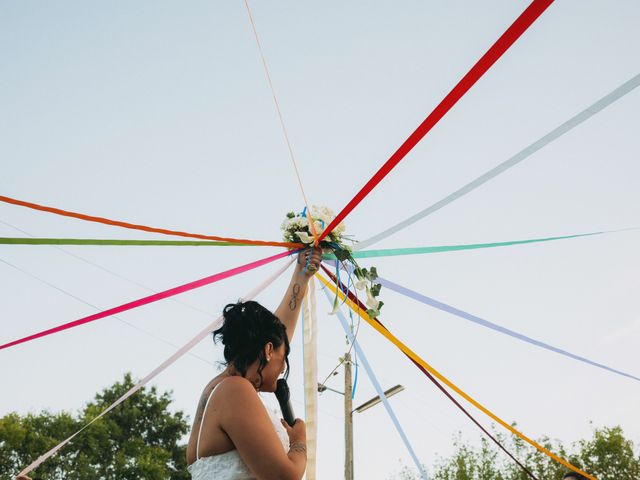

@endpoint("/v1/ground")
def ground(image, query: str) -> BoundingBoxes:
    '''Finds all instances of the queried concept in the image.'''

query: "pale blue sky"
[1,1,639,478]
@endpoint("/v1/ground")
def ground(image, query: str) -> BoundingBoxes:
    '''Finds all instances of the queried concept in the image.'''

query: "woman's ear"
[264,342,274,361]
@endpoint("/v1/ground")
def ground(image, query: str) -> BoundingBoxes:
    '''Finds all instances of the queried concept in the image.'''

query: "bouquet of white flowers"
[281,206,383,318]
[281,205,346,246]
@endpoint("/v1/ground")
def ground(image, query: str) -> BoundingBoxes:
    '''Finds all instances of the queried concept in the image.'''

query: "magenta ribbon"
[0,249,296,351]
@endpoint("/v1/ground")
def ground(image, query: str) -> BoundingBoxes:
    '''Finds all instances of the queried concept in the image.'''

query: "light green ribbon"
[323,231,614,260]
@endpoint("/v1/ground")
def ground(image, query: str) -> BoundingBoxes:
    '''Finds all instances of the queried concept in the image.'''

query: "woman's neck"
[223,365,261,392]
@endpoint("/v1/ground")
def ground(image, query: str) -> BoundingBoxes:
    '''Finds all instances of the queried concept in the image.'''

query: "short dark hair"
[213,301,290,388]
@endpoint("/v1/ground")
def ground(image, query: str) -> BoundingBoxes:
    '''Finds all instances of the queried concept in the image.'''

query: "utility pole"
[318,358,404,480]
[344,352,354,480]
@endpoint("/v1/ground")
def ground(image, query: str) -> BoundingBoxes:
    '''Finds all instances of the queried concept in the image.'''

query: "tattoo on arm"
[288,283,301,310]
[195,391,209,424]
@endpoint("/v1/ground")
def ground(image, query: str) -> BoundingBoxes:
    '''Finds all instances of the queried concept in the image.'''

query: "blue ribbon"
[322,287,428,480]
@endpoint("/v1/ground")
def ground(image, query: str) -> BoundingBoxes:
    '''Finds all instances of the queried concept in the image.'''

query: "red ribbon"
[318,0,554,242]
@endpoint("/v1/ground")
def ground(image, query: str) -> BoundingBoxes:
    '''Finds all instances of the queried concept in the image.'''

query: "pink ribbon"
[1,250,295,351]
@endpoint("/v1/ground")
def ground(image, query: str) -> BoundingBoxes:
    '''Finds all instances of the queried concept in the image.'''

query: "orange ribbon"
[0,195,302,248]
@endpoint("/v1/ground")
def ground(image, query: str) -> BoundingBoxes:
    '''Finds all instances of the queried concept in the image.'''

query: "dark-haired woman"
[186,248,322,480]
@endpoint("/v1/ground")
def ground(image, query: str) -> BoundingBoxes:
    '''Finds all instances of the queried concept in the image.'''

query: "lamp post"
[318,355,405,480]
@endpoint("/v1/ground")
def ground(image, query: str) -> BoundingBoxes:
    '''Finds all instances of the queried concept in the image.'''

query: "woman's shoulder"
[215,375,255,394]
[206,376,259,408]
[202,375,252,396]
[213,378,271,428]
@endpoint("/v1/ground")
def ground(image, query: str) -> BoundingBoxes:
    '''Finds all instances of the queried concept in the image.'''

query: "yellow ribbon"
[316,273,595,480]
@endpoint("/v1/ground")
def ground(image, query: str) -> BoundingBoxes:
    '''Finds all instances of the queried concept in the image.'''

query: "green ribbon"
[0,238,246,246]
[323,231,611,260]
[1,229,632,255]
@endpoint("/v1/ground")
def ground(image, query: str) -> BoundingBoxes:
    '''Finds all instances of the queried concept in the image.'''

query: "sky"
[1,1,639,479]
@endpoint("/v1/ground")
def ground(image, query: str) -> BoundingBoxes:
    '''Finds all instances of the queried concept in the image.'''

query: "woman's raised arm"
[274,247,322,342]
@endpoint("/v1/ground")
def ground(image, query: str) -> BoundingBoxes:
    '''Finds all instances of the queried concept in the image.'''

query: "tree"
[0,373,190,480]
[576,426,640,480]
[389,425,640,480]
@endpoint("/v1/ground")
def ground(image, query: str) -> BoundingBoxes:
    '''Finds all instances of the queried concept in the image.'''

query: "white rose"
[321,206,334,217]
[283,217,296,230]
[333,222,346,235]
[308,205,334,227]
[296,231,314,244]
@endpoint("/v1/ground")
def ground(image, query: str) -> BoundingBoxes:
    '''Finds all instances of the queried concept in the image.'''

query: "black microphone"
[275,378,295,427]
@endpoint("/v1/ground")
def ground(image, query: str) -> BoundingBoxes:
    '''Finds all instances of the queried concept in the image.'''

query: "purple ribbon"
[379,276,640,383]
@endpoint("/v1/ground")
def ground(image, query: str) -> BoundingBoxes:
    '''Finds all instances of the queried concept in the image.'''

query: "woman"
[186,247,322,480]
[17,248,322,480]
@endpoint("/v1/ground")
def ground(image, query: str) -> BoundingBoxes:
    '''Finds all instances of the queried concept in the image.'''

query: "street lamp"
[353,384,405,414]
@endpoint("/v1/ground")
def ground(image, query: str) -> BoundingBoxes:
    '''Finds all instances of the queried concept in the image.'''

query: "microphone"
[275,378,295,427]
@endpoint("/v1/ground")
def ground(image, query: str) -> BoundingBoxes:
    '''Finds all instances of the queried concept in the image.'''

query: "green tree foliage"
[389,425,640,480]
[575,426,640,479]
[0,373,190,480]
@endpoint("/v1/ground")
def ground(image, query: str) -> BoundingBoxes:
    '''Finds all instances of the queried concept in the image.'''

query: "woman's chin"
[261,381,277,393]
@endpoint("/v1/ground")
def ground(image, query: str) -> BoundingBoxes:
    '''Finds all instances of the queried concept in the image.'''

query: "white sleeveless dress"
[188,382,289,480]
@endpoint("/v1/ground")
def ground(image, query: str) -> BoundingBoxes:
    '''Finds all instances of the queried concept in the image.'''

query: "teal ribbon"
[323,230,620,260]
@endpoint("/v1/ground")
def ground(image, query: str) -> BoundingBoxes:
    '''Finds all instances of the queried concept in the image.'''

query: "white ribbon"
[357,73,640,250]
[302,277,318,480]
